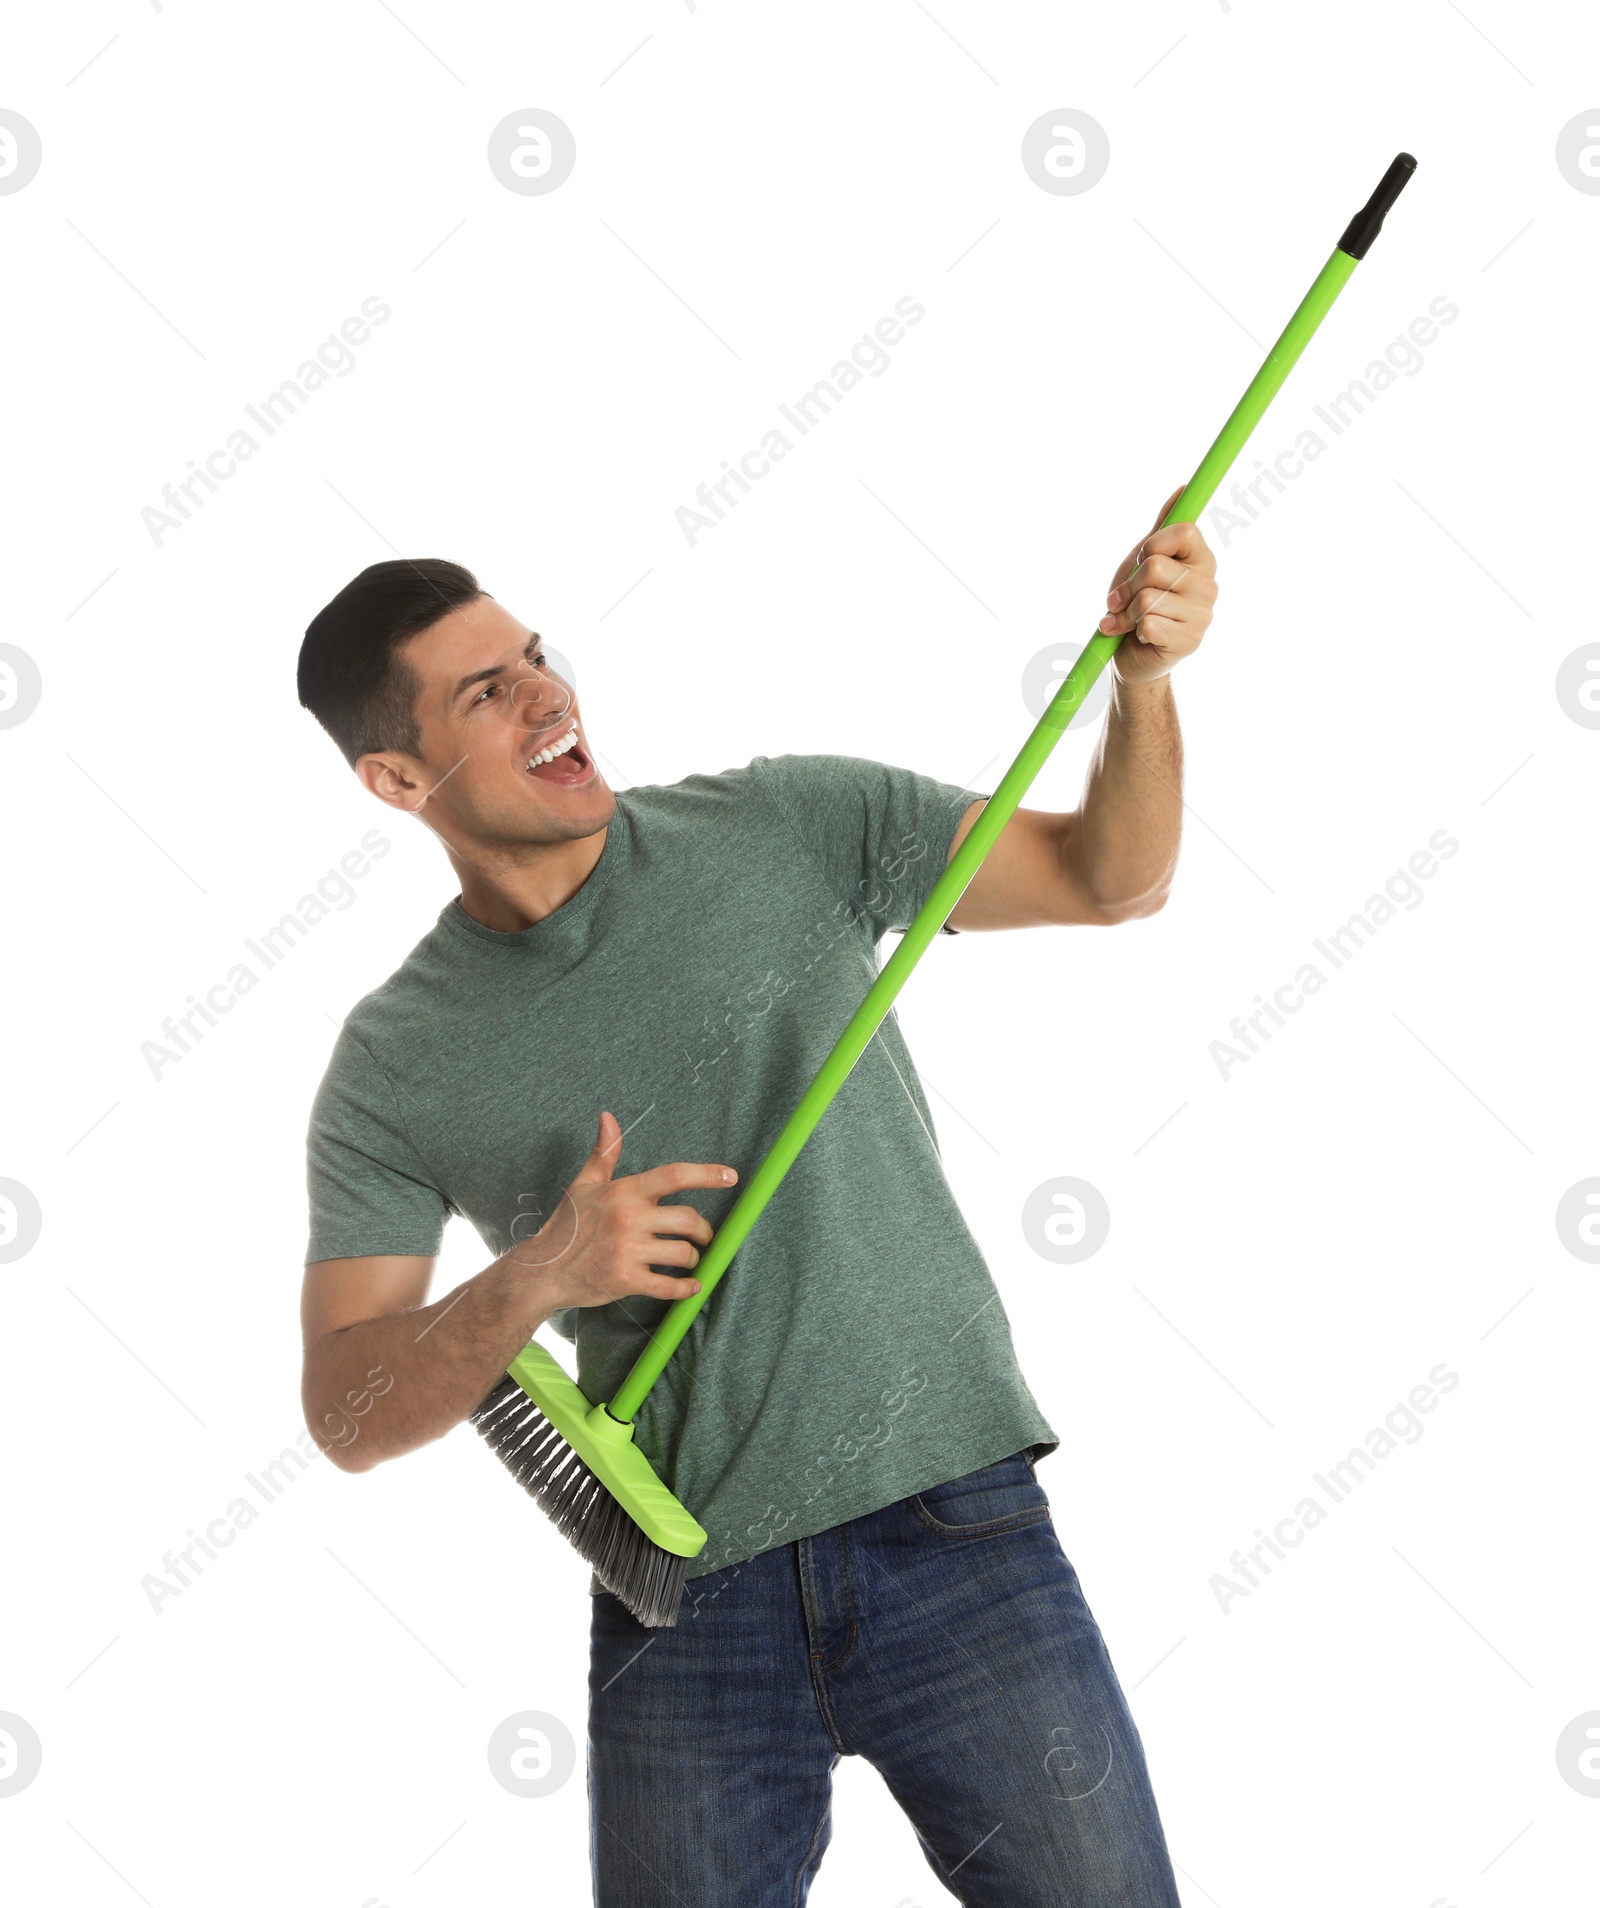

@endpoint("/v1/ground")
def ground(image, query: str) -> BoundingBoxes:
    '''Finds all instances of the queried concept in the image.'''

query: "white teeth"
[527,725,579,770]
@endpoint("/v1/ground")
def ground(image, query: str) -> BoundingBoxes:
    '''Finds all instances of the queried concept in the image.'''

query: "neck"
[449,823,609,933]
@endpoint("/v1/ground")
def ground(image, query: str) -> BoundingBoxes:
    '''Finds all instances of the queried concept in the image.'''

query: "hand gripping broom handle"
[607,153,1417,1426]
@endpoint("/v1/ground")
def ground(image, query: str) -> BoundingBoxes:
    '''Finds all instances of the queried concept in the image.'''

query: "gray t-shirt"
[305,754,1058,1578]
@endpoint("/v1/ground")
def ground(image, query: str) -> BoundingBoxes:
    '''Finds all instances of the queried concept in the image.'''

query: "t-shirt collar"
[440,806,622,951]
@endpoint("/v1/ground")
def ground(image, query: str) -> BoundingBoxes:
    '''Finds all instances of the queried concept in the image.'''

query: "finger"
[1100,591,1203,638]
[630,1269,704,1301]
[1109,546,1142,592]
[646,1237,703,1269]
[1107,553,1188,609]
[1140,520,1215,570]
[571,1111,622,1185]
[635,1160,739,1199]
[1128,577,1213,622]
[1103,563,1194,633]
[1125,611,1191,650]
[651,1204,715,1246]
[1112,491,1201,596]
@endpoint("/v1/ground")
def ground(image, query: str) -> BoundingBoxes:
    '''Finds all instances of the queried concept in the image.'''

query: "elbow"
[322,1437,375,1475]
[1127,881,1173,922]
[302,1387,376,1474]
[1078,882,1172,927]
[308,1415,366,1473]
[316,1409,389,1474]
[1057,827,1177,926]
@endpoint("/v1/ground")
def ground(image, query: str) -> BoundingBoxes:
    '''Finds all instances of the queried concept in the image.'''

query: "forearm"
[304,1253,558,1472]
[1063,675,1183,919]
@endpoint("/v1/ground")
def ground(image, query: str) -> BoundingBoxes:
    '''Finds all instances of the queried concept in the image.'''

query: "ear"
[356,751,432,813]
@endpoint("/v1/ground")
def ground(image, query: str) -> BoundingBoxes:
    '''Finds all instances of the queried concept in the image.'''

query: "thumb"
[1148,484,1185,535]
[574,1110,622,1185]
[1119,486,1185,587]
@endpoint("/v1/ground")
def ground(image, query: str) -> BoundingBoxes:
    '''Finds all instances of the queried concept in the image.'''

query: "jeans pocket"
[911,1450,1051,1540]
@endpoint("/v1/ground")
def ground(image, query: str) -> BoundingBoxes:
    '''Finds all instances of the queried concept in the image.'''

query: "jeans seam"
[909,1501,1053,1540]
[789,1776,834,1908]
[833,1526,860,1670]
[911,1822,969,1906]
[797,1538,853,1755]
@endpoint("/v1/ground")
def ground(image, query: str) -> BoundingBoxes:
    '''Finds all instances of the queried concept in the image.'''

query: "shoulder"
[746,753,886,802]
[743,753,953,829]
[617,757,910,854]
[613,757,813,830]
[321,910,460,1078]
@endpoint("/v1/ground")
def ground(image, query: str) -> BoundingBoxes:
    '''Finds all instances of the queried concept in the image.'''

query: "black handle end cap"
[1338,151,1418,259]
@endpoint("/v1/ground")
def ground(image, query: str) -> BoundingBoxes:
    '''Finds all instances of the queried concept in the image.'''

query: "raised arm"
[947,496,1215,931]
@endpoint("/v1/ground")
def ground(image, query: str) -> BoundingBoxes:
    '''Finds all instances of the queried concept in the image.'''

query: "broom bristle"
[469,1374,690,1628]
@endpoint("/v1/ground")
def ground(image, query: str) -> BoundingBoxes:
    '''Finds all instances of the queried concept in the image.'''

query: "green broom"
[472,153,1419,1626]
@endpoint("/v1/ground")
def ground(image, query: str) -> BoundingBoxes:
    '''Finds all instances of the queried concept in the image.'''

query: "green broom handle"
[608,155,1417,1425]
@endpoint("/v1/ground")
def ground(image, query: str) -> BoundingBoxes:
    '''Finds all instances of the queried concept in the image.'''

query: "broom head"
[470,1340,707,1628]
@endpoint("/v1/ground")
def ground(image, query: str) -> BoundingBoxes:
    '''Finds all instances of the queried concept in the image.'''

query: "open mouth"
[523,722,594,786]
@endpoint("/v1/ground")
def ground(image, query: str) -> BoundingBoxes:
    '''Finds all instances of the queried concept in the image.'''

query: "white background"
[2,2,1595,1904]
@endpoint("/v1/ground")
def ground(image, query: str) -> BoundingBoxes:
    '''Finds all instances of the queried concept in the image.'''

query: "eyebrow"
[449,633,544,710]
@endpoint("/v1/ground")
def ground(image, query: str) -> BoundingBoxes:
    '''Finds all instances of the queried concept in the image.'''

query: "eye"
[472,682,502,705]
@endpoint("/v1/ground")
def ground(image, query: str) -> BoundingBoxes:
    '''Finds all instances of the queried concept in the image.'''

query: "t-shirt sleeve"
[304,1026,452,1264]
[751,753,982,939]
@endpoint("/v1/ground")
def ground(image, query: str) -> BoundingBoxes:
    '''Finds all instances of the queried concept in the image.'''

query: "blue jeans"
[588,1451,1181,1905]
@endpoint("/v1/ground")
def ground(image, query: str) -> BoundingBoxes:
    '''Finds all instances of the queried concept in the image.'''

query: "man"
[297,493,1216,1906]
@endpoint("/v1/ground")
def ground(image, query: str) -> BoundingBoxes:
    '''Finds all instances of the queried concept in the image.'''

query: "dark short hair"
[298,558,484,767]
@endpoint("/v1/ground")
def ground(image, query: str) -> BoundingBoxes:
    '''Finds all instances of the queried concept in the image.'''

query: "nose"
[505,669,573,732]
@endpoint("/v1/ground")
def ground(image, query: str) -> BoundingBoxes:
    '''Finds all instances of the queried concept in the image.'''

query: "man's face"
[368,596,615,847]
